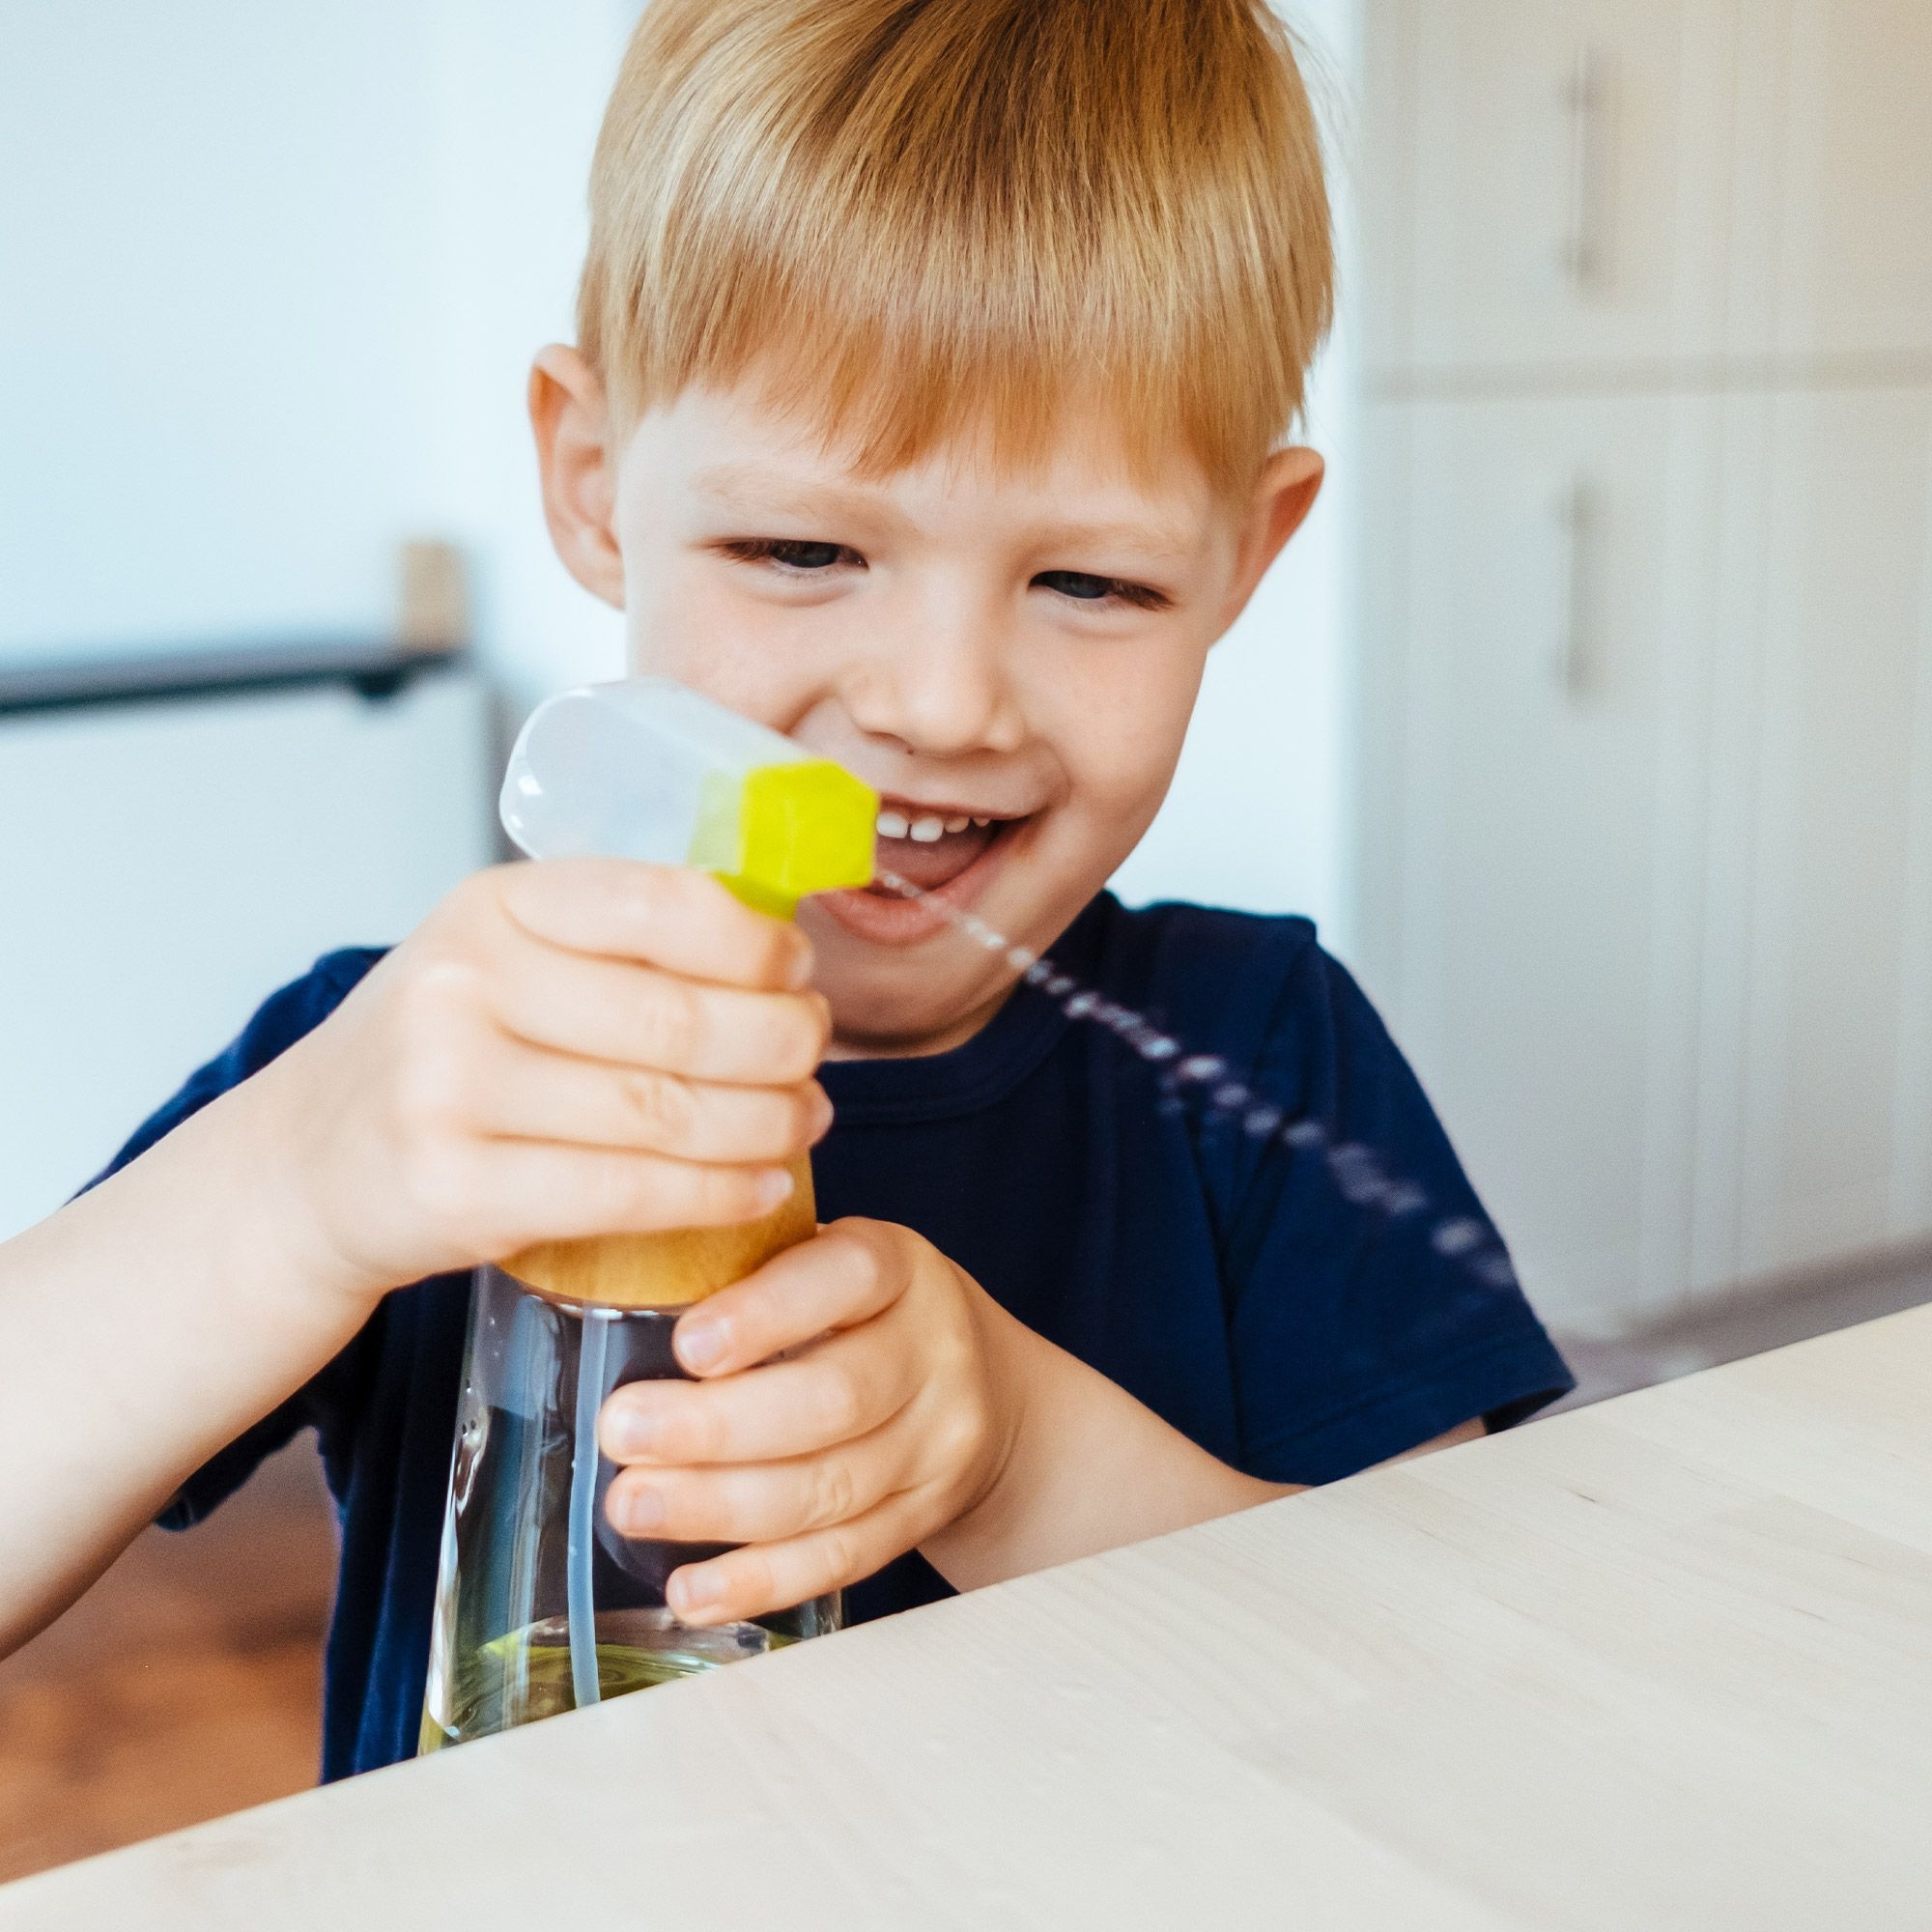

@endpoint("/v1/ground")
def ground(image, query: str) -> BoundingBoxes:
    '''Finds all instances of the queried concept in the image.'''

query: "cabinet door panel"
[1355,398,1717,1332]
[1725,389,1932,1280]
[1363,0,1738,381]
[1752,1,1932,363]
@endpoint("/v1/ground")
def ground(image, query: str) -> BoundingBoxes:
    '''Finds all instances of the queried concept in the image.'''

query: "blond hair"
[578,0,1333,493]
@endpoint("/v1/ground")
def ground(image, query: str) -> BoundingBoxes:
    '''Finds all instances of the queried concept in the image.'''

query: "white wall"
[1,2,441,657]
[413,0,632,708]
[2,0,1356,933]
[0,0,635,676]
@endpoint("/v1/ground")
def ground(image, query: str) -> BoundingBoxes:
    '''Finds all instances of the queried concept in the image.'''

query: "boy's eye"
[1033,569,1169,611]
[722,537,861,572]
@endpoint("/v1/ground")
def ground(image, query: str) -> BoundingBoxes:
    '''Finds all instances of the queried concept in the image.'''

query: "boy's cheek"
[1043,659,1198,797]
[1040,742,1185,870]
[625,583,837,730]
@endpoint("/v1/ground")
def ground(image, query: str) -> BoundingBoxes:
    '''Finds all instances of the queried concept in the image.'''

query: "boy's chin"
[817,954,1016,1060]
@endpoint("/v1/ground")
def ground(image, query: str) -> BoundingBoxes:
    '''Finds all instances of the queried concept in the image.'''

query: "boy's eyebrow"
[693,464,1197,562]
[1022,518,1197,565]
[692,464,901,528]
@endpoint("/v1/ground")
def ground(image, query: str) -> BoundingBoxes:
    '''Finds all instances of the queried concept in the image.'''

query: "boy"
[0,0,1571,1780]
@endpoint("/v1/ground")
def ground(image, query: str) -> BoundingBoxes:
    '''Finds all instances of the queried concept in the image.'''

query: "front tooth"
[944,815,970,834]
[876,810,910,839]
[908,815,946,842]
[971,816,991,828]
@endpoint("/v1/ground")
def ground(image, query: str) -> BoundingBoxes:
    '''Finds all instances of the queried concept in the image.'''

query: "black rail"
[0,639,468,719]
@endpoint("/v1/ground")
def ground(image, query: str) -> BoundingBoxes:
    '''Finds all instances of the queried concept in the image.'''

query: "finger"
[599,1326,917,1465]
[668,1220,910,1377]
[604,1432,908,1547]
[459,1137,796,1250]
[487,930,830,1085]
[666,1496,931,1627]
[497,858,815,991]
[464,1039,832,1165]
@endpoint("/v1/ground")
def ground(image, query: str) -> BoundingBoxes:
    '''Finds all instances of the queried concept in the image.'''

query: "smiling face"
[533,360,1321,1056]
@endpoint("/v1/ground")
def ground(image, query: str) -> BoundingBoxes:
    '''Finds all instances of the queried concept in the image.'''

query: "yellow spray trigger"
[499,676,881,921]
[690,759,879,919]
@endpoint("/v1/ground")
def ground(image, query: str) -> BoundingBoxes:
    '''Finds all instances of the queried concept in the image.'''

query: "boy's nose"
[838,594,1028,758]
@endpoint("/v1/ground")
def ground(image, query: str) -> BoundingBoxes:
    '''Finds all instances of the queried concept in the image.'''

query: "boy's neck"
[822,980,1018,1063]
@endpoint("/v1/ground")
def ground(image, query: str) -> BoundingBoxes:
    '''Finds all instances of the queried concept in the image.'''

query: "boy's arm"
[0,1082,374,1655]
[925,1304,1290,1589]
[924,1309,1483,1593]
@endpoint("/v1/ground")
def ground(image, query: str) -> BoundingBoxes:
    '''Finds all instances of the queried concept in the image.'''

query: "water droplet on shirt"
[1329,1150,1388,1207]
[1432,1217,1488,1258]
[1471,1249,1519,1289]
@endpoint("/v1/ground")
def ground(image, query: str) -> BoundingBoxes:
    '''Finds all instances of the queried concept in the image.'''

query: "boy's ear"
[1216,444,1325,635]
[529,345,626,610]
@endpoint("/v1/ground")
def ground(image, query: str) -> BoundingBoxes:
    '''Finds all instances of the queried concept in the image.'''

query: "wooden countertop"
[5,1305,1929,1931]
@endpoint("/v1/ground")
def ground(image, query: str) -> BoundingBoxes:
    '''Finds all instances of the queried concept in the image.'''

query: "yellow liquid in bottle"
[419,1610,798,1753]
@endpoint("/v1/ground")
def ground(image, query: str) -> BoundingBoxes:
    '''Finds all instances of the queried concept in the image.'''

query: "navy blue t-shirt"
[99,893,1571,1782]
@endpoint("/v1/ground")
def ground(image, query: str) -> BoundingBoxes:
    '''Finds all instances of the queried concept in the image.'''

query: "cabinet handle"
[1560,46,1608,290]
[1551,475,1595,697]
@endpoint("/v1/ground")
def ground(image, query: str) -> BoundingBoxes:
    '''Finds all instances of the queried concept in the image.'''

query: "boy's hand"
[597,1219,1016,1625]
[249,859,832,1303]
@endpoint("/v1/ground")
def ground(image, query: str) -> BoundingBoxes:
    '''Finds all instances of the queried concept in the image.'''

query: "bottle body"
[419,1165,839,1751]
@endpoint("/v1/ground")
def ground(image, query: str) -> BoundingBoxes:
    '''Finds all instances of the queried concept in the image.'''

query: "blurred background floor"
[1551,1244,1932,1413]
[0,1444,334,1884]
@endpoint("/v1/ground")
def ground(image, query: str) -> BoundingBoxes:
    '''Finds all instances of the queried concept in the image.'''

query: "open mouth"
[867,804,1010,894]
[816,798,1032,946]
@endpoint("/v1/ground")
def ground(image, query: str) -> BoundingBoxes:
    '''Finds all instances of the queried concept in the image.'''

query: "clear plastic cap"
[499,679,878,917]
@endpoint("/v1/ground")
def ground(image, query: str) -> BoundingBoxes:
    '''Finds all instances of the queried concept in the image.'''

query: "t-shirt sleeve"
[80,950,386,1528]
[1213,939,1575,1485]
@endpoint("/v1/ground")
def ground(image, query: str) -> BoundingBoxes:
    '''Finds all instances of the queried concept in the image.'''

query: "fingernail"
[620,1485,666,1535]
[756,1167,795,1212]
[671,1567,722,1613]
[603,1402,659,1460]
[679,1315,729,1372]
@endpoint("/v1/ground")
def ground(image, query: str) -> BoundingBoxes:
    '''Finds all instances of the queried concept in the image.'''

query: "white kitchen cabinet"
[1356,395,1719,1330]
[1708,388,1932,1284]
[1364,0,1932,385]
[1356,1,1932,1332]
[1741,0,1932,364]
[1360,0,1741,382]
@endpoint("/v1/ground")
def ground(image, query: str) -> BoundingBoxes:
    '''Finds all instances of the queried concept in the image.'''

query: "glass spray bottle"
[419,679,878,1751]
